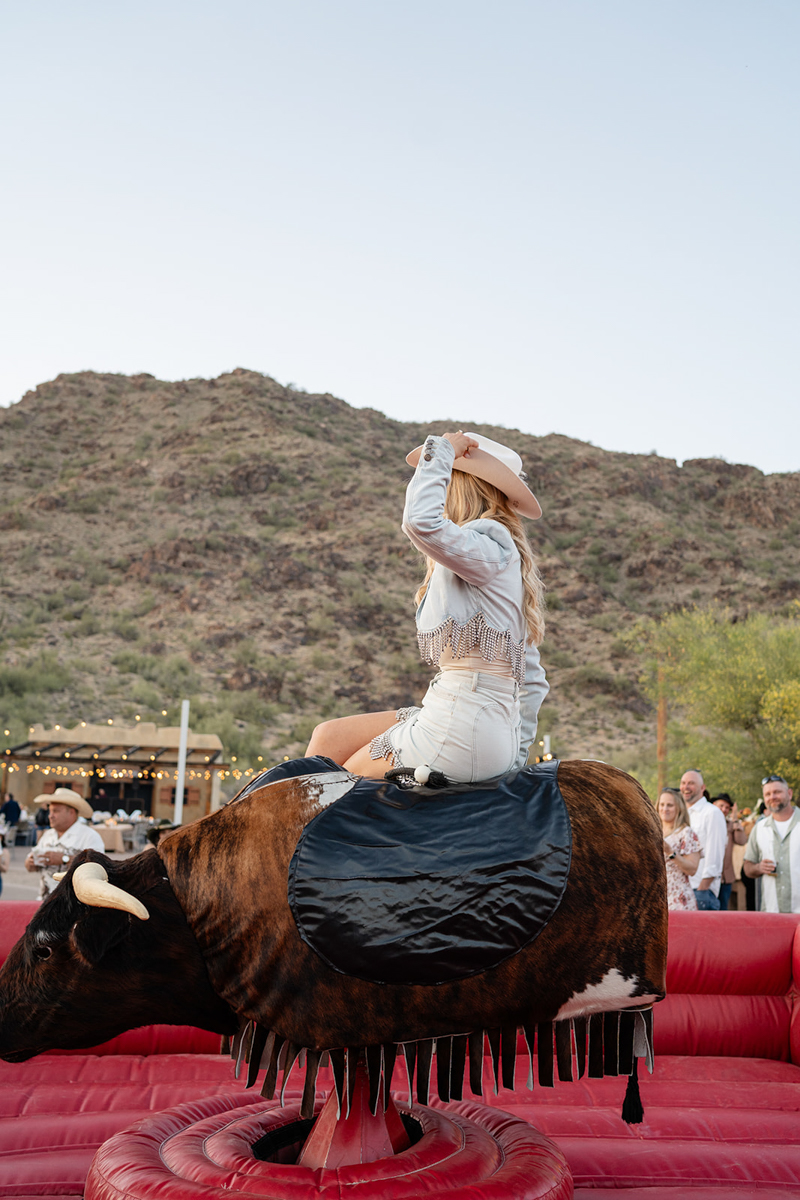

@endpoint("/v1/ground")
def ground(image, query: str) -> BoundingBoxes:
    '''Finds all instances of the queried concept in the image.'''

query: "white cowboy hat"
[406,432,542,520]
[34,788,94,821]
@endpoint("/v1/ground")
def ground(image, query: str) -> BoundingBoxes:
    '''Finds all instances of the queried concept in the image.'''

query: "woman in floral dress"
[658,788,702,911]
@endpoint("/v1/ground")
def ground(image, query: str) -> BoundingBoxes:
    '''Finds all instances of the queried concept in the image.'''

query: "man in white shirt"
[25,788,105,899]
[680,769,728,911]
[743,775,799,913]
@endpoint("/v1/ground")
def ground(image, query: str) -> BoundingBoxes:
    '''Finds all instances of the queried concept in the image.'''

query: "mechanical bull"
[0,758,667,1119]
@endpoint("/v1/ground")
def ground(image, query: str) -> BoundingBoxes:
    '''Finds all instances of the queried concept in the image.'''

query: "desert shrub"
[223,691,280,725]
[553,533,583,551]
[131,591,157,617]
[67,655,98,675]
[304,613,336,642]
[111,649,199,697]
[311,649,335,671]
[192,705,265,764]
[567,665,641,700]
[64,582,89,603]
[588,614,617,632]
[292,715,319,744]
[543,646,575,669]
[113,650,158,677]
[75,611,102,637]
[128,680,162,709]
[66,487,117,515]
[0,653,73,699]
[157,655,201,697]
[111,616,140,642]
[85,561,110,586]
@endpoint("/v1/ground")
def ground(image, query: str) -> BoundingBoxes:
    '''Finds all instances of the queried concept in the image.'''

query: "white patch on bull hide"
[302,772,358,811]
[555,968,658,1020]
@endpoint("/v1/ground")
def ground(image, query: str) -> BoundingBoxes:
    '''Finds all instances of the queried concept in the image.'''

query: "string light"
[6,714,281,796]
[15,762,239,781]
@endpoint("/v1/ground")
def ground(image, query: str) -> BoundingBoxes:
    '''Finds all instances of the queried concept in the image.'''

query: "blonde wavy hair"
[414,470,546,646]
[658,788,691,833]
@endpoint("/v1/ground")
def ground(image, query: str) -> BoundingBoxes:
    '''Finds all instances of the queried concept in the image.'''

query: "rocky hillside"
[1,369,799,789]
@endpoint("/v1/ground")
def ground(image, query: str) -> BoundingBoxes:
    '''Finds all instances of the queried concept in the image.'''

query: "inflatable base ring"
[85,1092,574,1200]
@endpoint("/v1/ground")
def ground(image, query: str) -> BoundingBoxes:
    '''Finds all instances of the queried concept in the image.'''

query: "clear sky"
[2,2,798,473]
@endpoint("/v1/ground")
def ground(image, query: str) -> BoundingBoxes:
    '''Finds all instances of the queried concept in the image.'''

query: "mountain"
[2,369,799,791]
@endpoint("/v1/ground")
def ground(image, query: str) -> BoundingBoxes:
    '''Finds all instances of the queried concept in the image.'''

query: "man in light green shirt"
[743,775,799,913]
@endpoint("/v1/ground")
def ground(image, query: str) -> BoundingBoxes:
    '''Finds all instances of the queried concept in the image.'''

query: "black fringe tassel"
[621,1056,644,1125]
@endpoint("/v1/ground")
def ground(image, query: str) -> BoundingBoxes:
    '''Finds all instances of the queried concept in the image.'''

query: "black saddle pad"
[287,760,571,986]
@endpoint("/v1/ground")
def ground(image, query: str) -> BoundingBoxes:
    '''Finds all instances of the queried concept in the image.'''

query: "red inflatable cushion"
[654,993,792,1059]
[85,1094,572,1200]
[0,902,37,964]
[666,911,800,995]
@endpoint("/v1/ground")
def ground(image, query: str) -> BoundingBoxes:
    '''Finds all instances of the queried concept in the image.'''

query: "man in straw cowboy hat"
[307,430,549,783]
[25,788,105,898]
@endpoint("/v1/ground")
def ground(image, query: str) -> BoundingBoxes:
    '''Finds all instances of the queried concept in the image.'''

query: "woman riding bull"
[307,430,548,783]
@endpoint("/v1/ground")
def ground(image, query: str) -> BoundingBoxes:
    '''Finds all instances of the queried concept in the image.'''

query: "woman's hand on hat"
[443,431,479,458]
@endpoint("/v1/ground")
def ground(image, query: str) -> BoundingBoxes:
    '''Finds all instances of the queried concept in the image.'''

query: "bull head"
[0,849,237,1061]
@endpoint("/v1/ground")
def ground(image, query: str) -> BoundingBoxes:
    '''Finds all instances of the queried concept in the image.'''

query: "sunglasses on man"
[762,775,788,786]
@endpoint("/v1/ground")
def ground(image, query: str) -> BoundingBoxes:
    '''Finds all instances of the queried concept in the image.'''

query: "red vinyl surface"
[86,1094,573,1200]
[2,897,800,1194]
[1,1053,799,1194]
[0,902,37,960]
[666,911,800,994]
[653,993,793,1059]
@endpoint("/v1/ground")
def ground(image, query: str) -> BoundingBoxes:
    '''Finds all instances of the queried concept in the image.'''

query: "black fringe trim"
[228,1008,655,1121]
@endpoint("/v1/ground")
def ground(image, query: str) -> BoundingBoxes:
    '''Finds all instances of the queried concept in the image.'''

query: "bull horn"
[72,862,149,921]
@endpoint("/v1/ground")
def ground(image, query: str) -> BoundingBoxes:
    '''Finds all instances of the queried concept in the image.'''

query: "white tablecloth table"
[97,824,133,853]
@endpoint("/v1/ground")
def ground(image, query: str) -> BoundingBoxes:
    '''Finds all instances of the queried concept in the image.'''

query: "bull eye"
[33,945,52,961]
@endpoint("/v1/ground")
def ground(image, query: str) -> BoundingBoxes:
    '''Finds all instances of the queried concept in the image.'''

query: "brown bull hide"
[159,760,667,1052]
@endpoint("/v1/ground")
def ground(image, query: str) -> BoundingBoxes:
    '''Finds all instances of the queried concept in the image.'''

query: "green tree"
[637,604,800,802]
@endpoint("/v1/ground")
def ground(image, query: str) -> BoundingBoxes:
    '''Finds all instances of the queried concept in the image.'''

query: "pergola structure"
[2,721,229,820]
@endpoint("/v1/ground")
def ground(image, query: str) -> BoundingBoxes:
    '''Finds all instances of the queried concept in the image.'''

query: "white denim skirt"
[369,670,521,784]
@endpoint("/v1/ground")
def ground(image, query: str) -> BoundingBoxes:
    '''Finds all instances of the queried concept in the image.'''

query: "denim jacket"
[402,435,549,769]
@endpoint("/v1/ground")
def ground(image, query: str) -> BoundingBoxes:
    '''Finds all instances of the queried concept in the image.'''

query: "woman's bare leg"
[342,743,396,779]
[306,711,399,766]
